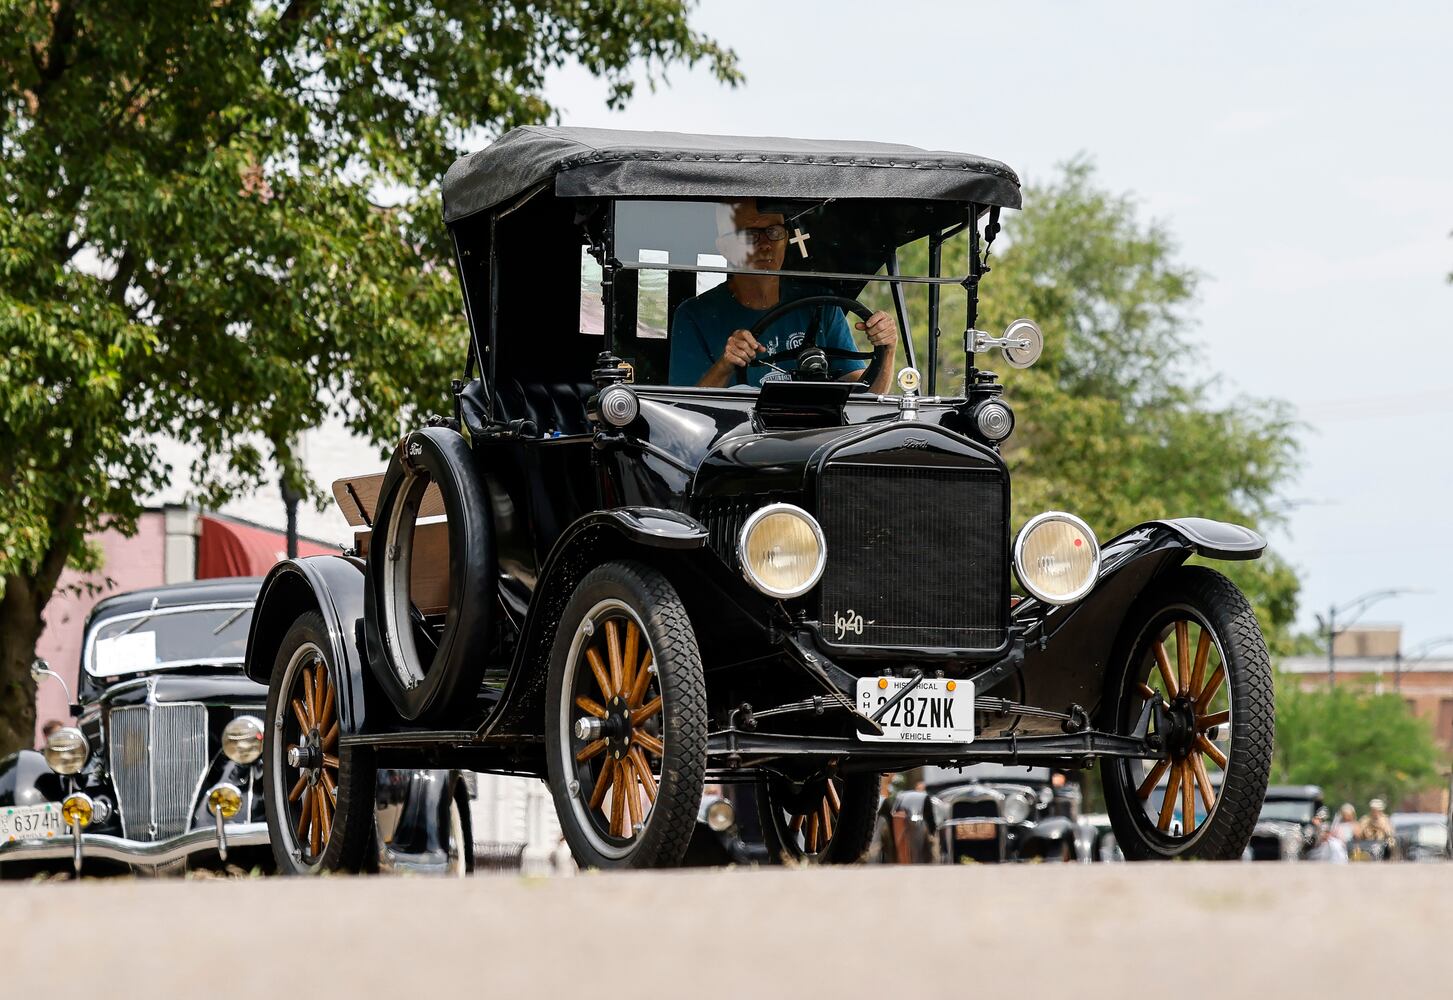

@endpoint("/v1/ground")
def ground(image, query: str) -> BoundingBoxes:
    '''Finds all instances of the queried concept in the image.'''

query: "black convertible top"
[442,126,1022,224]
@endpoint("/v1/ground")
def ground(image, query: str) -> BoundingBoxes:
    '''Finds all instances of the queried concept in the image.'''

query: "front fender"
[243,555,380,736]
[479,506,716,742]
[1009,519,1260,732]
[0,750,65,808]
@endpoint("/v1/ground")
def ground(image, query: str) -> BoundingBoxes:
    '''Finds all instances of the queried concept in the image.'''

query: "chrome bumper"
[0,823,269,870]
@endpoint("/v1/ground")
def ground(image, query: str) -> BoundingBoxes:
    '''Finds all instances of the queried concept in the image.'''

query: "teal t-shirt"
[668,283,867,387]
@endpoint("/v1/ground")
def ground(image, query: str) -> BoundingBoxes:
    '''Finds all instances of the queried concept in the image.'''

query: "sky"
[532,0,1453,649]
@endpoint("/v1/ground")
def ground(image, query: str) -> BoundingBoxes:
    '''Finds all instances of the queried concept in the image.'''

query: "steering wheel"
[739,294,888,390]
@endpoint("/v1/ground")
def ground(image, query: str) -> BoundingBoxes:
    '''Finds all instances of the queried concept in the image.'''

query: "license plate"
[855,676,974,743]
[955,821,997,841]
[1,803,66,842]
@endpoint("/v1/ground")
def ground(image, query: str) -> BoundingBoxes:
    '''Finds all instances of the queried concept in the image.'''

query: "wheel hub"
[605,696,632,760]
[1165,696,1198,759]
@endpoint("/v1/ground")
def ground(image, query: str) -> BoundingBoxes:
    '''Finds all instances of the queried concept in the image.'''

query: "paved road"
[4,864,1448,997]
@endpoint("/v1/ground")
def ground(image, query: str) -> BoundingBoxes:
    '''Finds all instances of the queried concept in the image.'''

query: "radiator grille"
[817,464,1007,650]
[108,704,209,841]
[952,799,1001,819]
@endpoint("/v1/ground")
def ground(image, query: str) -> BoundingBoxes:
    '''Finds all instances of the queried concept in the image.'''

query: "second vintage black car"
[0,579,471,876]
[244,127,1276,871]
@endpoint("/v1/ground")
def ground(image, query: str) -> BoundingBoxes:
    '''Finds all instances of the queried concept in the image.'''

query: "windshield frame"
[596,199,993,394]
[83,602,256,679]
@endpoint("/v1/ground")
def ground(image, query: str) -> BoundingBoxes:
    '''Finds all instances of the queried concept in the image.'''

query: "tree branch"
[108,249,136,306]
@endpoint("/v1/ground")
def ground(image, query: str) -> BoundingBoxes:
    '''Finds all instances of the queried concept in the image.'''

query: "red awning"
[197,515,335,578]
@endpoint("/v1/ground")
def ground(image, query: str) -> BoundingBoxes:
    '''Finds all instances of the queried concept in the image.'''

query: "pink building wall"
[32,514,167,746]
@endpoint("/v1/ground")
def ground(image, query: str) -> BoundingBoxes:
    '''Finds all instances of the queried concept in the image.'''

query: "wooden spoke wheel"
[263,612,374,875]
[546,562,706,869]
[759,772,879,865]
[1101,567,1273,861]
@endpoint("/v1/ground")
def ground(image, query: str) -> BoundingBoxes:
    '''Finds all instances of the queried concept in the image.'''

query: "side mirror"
[971,318,1044,369]
[1000,318,1044,369]
[30,658,75,706]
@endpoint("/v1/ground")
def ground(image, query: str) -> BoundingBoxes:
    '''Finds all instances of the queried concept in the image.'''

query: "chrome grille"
[107,704,208,841]
[817,464,1008,650]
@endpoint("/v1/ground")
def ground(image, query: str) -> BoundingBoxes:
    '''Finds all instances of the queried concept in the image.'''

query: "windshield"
[86,604,255,678]
[593,198,980,392]
[1259,800,1316,824]
[612,199,972,281]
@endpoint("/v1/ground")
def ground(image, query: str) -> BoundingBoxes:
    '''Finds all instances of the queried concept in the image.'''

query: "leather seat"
[493,379,594,437]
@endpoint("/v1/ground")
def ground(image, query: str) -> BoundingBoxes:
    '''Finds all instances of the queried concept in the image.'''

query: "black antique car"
[244,127,1275,871]
[0,579,471,876]
[1246,784,1323,861]
[922,764,1093,863]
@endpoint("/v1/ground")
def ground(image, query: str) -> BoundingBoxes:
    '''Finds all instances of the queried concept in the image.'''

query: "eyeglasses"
[729,224,788,245]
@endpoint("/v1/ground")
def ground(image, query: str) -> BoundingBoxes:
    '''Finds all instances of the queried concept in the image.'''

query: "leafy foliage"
[1273,675,1445,809]
[877,160,1302,648]
[0,0,738,751]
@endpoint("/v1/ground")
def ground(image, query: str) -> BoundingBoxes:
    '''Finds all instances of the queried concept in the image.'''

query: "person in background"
[39,719,64,745]
[1357,798,1395,843]
[1331,802,1359,843]
[1306,807,1348,863]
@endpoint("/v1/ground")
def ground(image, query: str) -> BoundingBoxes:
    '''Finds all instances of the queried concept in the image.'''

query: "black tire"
[363,426,494,723]
[1101,566,1273,860]
[759,773,880,864]
[264,611,376,875]
[545,561,706,869]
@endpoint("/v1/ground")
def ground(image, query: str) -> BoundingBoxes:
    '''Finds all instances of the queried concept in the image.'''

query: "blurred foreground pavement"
[4,864,1449,997]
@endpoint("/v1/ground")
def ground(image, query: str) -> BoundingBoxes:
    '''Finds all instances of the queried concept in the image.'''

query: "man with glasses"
[668,199,898,390]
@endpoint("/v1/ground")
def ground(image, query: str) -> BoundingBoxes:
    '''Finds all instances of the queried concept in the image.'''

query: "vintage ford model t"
[1,579,472,876]
[244,127,1274,871]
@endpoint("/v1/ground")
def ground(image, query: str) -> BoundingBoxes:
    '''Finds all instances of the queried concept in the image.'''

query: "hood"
[692,419,1002,502]
[96,672,267,711]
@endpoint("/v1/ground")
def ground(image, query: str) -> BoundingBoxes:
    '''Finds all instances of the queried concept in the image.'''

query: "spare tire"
[363,426,495,723]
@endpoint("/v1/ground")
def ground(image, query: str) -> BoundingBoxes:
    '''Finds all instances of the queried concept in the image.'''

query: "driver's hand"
[856,311,899,347]
[721,328,766,367]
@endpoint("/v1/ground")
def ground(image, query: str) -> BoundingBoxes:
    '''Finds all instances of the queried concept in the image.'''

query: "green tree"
[878,160,1301,647]
[1273,675,1444,809]
[0,1,739,753]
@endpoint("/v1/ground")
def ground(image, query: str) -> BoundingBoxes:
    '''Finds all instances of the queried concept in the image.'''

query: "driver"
[668,199,898,391]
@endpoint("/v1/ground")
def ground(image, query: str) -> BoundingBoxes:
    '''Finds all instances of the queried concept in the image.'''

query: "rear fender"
[243,555,381,735]
[1010,518,1263,729]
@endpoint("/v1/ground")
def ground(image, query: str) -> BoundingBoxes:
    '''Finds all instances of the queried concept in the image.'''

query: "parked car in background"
[1245,784,1323,861]
[1393,813,1448,862]
[0,579,471,877]
[874,787,949,864]
[893,764,1094,863]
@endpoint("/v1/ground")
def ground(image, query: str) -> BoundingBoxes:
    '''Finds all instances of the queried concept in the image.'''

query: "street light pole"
[1396,636,1453,692]
[1321,588,1426,689]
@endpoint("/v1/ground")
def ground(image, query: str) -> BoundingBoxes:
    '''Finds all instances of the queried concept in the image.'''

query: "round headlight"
[222,715,265,764]
[1002,790,1033,825]
[973,399,1015,442]
[705,798,736,833]
[1013,511,1100,606]
[207,783,243,819]
[597,384,639,427]
[44,727,89,775]
[738,503,827,599]
[61,793,94,829]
